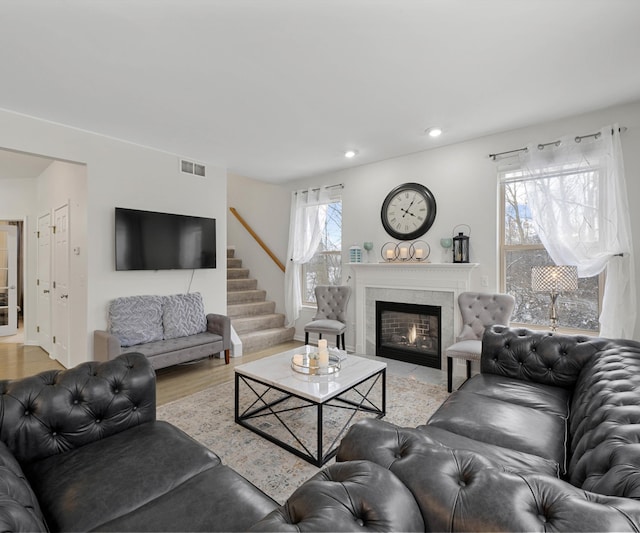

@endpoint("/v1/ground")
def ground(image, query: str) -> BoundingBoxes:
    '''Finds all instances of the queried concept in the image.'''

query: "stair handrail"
[229,207,286,273]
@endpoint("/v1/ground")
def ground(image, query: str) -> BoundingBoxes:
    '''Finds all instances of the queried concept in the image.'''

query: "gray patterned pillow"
[109,295,164,347]
[162,293,207,340]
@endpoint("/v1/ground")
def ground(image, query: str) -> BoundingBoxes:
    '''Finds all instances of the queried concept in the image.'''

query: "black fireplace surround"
[375,300,441,368]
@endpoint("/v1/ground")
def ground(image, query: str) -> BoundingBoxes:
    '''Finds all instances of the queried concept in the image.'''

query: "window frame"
[499,176,604,334]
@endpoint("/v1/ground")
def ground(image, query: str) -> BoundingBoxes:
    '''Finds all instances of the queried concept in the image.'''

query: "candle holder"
[381,242,398,262]
[397,242,411,261]
[410,241,430,262]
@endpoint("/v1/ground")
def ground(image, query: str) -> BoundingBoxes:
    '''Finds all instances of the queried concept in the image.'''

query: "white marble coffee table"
[234,346,386,466]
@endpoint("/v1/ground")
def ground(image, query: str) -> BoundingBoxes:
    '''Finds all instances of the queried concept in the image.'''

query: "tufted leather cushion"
[0,353,156,464]
[458,373,571,417]
[23,420,269,532]
[426,389,567,470]
[249,460,424,532]
[109,295,164,346]
[338,418,558,477]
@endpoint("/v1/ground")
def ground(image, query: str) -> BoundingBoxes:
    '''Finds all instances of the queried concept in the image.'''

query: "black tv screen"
[115,208,216,270]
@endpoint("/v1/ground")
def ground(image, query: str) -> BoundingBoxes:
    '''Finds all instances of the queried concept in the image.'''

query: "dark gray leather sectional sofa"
[4,326,640,531]
[257,325,640,531]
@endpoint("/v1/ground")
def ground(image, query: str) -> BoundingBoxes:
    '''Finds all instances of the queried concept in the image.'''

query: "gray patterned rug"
[157,373,448,504]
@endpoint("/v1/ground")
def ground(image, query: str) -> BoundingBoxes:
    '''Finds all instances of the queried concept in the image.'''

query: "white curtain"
[518,124,636,338]
[284,186,331,327]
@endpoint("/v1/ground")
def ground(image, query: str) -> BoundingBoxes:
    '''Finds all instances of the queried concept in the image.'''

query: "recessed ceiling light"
[344,150,358,158]
[426,127,442,138]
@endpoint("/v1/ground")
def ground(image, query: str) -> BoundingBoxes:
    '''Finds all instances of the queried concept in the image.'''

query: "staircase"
[227,247,295,354]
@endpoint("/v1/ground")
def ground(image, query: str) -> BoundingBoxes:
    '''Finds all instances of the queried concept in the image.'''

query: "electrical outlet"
[481,275,489,287]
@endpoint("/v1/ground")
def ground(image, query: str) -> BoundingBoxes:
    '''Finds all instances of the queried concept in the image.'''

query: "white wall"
[0,109,227,366]
[227,173,290,314]
[229,100,640,347]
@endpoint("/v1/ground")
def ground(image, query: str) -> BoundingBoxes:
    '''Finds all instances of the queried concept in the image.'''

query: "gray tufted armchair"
[446,292,515,392]
[304,285,351,350]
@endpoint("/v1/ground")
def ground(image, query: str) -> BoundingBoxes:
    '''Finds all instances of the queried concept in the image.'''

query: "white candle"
[400,247,408,259]
[386,249,394,260]
[318,339,329,367]
[415,248,424,259]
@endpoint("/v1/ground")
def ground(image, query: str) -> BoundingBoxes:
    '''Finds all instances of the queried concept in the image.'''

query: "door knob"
[61,294,69,299]
[43,290,50,294]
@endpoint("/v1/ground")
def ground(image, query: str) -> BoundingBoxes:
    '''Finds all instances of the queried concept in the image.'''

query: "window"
[500,170,601,331]
[301,198,342,305]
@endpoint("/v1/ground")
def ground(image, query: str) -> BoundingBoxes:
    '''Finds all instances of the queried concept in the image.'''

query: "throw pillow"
[109,295,164,347]
[162,293,207,340]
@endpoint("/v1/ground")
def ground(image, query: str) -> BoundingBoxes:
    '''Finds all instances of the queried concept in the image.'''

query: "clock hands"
[401,193,418,218]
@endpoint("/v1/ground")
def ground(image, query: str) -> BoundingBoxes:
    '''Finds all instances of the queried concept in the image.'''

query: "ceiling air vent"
[180,158,206,177]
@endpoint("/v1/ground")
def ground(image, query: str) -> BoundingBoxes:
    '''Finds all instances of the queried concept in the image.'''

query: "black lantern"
[453,230,470,263]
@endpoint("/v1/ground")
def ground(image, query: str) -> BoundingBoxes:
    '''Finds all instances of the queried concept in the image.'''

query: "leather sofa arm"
[93,329,122,361]
[0,353,156,464]
[249,460,425,532]
[207,313,231,350]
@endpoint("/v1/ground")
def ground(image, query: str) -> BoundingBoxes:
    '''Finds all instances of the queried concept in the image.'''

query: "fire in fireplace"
[375,300,441,368]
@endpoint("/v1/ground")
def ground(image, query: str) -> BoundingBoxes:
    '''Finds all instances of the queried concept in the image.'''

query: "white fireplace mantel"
[349,262,479,356]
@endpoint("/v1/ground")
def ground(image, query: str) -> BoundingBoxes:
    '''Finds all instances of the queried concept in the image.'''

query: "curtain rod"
[296,183,344,194]
[489,127,627,161]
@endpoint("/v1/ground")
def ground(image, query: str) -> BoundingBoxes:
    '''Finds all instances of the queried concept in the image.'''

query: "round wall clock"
[381,182,437,240]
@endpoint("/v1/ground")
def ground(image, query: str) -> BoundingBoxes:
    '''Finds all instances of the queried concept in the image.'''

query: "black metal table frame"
[234,368,386,467]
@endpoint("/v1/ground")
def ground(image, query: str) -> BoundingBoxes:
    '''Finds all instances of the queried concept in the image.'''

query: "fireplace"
[376,300,441,368]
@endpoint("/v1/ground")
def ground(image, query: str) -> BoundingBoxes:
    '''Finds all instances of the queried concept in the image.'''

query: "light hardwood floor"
[0,340,304,406]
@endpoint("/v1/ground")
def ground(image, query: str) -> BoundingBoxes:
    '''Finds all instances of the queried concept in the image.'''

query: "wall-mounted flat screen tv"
[115,207,216,270]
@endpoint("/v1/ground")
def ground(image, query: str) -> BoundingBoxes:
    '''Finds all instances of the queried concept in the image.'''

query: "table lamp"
[531,265,578,331]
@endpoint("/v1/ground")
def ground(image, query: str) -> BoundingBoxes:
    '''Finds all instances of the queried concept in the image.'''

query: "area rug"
[157,374,448,504]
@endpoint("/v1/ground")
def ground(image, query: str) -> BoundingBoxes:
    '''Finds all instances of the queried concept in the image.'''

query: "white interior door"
[37,213,52,353]
[53,205,70,367]
[0,225,18,336]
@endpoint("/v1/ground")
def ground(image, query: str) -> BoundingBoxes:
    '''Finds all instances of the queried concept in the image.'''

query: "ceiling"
[1,0,639,183]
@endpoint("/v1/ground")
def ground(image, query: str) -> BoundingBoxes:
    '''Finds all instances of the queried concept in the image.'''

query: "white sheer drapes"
[518,124,636,338]
[284,186,331,327]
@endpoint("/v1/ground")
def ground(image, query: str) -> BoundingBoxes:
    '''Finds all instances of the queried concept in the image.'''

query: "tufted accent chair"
[446,291,515,392]
[304,285,351,349]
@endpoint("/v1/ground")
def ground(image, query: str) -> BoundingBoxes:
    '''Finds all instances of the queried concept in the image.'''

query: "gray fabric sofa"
[0,353,277,532]
[94,292,231,367]
[254,326,640,531]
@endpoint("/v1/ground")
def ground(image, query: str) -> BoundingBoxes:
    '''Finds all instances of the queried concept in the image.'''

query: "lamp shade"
[532,265,578,293]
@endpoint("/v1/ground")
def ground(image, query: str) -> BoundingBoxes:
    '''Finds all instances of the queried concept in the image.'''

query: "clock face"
[381,182,437,240]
